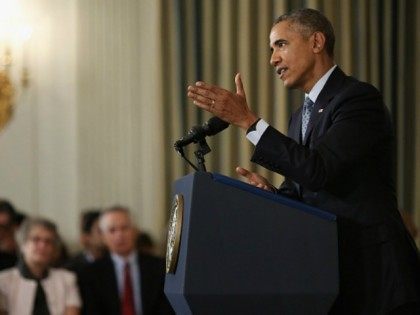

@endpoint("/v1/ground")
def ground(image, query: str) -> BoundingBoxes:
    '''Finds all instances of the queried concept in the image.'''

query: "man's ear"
[312,31,326,54]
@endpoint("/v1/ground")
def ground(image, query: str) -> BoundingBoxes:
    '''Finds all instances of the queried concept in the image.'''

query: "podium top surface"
[211,172,336,221]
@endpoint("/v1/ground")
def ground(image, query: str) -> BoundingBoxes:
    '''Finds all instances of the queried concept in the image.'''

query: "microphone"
[174,117,229,149]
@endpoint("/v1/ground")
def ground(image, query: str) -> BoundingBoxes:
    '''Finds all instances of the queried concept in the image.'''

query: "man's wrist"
[240,114,259,130]
[246,118,261,134]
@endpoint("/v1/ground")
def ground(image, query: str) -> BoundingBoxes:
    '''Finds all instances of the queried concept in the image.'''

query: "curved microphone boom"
[174,117,230,150]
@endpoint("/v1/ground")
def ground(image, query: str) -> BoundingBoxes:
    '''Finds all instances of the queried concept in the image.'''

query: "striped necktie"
[301,97,314,141]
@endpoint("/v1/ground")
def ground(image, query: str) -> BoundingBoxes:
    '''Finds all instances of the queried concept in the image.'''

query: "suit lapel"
[303,67,347,145]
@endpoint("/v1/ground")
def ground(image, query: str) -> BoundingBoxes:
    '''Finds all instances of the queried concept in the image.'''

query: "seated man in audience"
[80,206,173,315]
[0,199,18,271]
[66,209,106,274]
[0,217,81,315]
[136,231,156,256]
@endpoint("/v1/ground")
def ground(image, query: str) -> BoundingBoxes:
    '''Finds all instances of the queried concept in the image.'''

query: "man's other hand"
[236,166,276,193]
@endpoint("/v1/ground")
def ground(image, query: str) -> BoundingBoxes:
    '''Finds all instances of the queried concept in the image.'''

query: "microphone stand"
[194,138,211,172]
[174,146,199,171]
[174,137,211,172]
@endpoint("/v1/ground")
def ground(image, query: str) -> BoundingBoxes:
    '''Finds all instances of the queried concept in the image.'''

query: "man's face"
[22,226,56,267]
[0,212,12,242]
[83,220,104,250]
[100,211,136,257]
[269,21,317,92]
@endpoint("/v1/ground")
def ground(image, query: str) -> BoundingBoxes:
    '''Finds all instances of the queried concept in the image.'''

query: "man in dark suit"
[80,206,173,315]
[65,209,105,275]
[187,8,420,315]
[0,199,18,271]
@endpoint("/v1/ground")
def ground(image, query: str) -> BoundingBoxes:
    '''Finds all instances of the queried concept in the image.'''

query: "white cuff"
[246,119,269,146]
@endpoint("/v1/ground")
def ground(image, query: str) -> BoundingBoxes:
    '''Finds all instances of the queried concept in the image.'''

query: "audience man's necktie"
[301,97,314,141]
[122,262,136,315]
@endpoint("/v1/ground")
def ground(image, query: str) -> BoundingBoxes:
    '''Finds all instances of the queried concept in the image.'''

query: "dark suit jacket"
[64,252,94,294]
[0,251,17,271]
[80,252,174,315]
[65,252,90,273]
[251,67,420,314]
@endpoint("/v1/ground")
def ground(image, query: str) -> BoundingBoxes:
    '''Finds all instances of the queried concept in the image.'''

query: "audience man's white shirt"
[111,251,143,314]
[84,251,95,263]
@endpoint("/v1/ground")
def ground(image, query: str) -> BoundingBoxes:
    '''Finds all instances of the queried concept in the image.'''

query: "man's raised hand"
[187,73,258,130]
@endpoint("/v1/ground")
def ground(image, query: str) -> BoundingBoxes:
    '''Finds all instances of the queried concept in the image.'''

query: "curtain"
[77,0,167,241]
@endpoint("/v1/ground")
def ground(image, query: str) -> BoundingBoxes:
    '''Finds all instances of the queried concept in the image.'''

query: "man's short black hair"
[14,211,27,227]
[274,8,335,57]
[0,199,17,224]
[80,209,102,234]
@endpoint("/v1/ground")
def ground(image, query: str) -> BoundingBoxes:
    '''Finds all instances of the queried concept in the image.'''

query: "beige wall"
[0,0,167,250]
[0,0,79,247]
[77,0,167,247]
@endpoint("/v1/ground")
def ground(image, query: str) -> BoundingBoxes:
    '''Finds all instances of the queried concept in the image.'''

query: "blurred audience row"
[0,199,174,315]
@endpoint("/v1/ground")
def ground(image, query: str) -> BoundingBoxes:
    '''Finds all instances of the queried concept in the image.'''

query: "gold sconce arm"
[0,2,32,133]
[0,71,15,132]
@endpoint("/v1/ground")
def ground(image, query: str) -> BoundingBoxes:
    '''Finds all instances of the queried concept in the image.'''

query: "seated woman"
[0,218,81,315]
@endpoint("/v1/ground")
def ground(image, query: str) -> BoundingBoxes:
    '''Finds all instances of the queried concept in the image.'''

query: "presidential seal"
[166,194,184,274]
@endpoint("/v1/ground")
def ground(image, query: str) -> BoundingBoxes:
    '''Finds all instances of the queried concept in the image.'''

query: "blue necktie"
[301,97,314,141]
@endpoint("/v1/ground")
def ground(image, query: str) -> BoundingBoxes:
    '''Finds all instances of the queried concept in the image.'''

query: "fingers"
[250,180,271,192]
[235,73,245,97]
[256,183,267,189]
[236,166,274,192]
[187,85,216,100]
[236,166,267,190]
[188,91,214,110]
[187,77,252,129]
[188,83,225,113]
[187,89,213,113]
[236,166,259,187]
[236,166,251,178]
[190,81,221,97]
[196,81,217,90]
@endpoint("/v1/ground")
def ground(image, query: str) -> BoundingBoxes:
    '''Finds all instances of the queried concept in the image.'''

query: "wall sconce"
[0,49,15,132]
[0,0,32,132]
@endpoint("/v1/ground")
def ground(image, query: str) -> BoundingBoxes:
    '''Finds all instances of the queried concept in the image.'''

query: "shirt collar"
[110,251,137,268]
[83,251,96,263]
[306,65,337,103]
